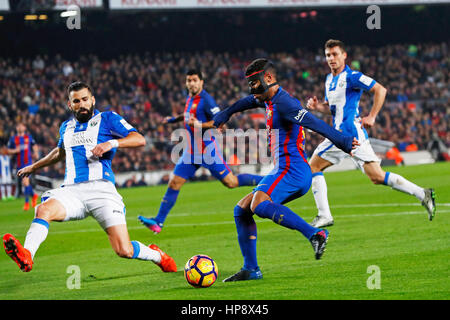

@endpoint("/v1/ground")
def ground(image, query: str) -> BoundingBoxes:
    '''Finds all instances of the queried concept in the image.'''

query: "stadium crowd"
[0,42,448,179]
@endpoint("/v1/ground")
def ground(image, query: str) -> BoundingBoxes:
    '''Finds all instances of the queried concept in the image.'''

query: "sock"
[237,174,264,187]
[254,200,320,240]
[384,172,425,201]
[131,241,161,263]
[311,172,332,219]
[0,185,5,198]
[24,218,49,259]
[24,186,30,203]
[7,185,12,197]
[154,188,180,224]
[234,205,258,270]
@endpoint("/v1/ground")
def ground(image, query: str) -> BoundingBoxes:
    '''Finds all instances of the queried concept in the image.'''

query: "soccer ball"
[184,254,218,288]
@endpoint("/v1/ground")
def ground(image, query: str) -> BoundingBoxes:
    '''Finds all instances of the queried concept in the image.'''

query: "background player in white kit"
[308,39,436,228]
[2,81,177,273]
[0,146,14,201]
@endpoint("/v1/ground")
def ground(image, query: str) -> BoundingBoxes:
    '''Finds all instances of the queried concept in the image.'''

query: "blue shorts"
[173,141,232,181]
[254,160,312,204]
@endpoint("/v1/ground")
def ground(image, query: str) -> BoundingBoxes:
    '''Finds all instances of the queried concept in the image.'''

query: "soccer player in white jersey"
[2,81,177,273]
[308,39,436,228]
[0,146,14,201]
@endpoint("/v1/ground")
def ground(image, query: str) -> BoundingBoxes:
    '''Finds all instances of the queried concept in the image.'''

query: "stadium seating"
[0,42,448,180]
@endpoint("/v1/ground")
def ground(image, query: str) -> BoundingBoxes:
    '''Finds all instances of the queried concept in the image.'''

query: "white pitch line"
[165,203,450,217]
[25,208,448,236]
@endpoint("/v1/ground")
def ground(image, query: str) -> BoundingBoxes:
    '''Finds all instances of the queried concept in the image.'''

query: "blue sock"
[234,205,258,270]
[24,186,31,203]
[254,200,319,239]
[237,174,263,187]
[154,188,180,224]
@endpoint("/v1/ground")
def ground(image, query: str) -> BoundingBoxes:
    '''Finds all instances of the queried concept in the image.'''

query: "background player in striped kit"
[0,146,15,201]
[308,39,436,228]
[7,123,39,210]
[2,81,176,273]
[138,69,263,234]
[212,59,359,282]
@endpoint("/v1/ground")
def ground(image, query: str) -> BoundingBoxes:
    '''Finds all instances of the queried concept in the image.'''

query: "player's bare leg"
[363,161,435,220]
[138,174,187,234]
[3,198,66,272]
[309,154,335,227]
[106,224,176,272]
[220,172,239,188]
[221,172,263,189]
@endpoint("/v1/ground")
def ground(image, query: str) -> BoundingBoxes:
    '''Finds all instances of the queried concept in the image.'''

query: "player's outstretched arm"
[306,96,331,114]
[302,112,359,154]
[283,106,359,154]
[163,114,184,124]
[91,131,146,158]
[213,95,264,128]
[17,147,65,178]
[187,116,215,129]
[361,83,387,129]
[7,146,20,155]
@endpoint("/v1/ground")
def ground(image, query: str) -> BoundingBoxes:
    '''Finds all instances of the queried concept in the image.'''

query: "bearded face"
[74,103,94,123]
[68,88,96,123]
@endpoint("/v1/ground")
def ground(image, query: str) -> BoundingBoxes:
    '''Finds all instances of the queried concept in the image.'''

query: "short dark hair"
[67,81,92,98]
[245,58,277,78]
[325,39,346,53]
[186,69,203,80]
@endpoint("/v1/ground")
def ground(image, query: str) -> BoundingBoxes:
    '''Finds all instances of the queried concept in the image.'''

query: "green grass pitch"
[0,162,449,300]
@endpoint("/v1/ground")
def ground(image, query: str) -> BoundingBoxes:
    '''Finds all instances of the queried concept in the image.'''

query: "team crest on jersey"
[90,120,99,127]
[266,109,272,119]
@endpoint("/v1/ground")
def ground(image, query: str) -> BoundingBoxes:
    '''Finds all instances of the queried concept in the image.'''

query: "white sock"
[7,185,12,197]
[385,172,425,201]
[24,218,49,260]
[0,185,5,198]
[311,173,333,219]
[131,241,161,263]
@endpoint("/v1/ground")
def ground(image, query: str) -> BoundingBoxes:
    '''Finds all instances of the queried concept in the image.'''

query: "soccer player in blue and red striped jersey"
[8,123,39,210]
[213,58,359,282]
[138,69,263,234]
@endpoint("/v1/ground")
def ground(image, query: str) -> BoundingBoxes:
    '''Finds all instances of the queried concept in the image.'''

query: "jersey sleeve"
[106,111,138,138]
[348,71,376,91]
[324,75,330,102]
[279,99,354,154]
[29,134,36,147]
[203,95,221,120]
[7,136,15,149]
[213,95,264,127]
[57,122,67,149]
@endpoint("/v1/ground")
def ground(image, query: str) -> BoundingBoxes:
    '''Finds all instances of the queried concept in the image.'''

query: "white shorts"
[40,180,126,230]
[312,138,380,172]
[0,174,12,184]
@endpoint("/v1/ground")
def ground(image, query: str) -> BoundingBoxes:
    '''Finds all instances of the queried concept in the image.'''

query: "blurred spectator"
[122,174,147,188]
[0,42,448,179]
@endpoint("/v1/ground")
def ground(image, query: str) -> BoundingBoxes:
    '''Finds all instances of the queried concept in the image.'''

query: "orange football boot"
[3,234,33,272]
[149,244,177,272]
[23,202,30,211]
[31,194,38,208]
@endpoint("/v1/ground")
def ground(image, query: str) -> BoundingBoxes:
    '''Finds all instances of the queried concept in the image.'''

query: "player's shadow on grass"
[83,270,183,282]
